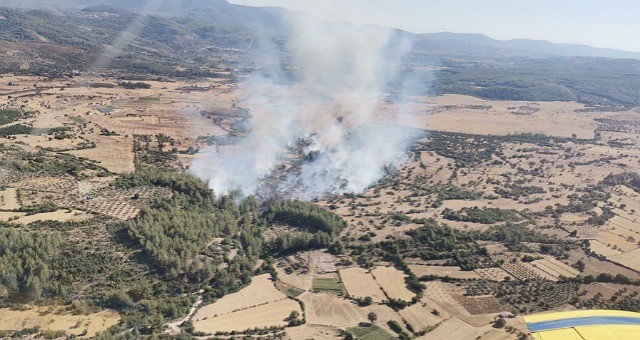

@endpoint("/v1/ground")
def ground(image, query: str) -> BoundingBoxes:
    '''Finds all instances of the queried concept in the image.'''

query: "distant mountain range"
[3,0,640,60]
[412,32,640,60]
[1,0,639,107]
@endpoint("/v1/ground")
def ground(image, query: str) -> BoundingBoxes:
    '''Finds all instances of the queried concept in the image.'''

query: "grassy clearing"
[312,277,343,295]
[283,286,304,298]
[276,279,305,298]
[348,325,394,340]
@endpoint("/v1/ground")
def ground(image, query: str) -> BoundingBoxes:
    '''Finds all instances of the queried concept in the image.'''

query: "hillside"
[2,2,640,107]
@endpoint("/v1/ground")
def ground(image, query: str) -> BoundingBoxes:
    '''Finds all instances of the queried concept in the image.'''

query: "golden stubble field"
[0,306,119,338]
[192,274,302,334]
[404,94,598,139]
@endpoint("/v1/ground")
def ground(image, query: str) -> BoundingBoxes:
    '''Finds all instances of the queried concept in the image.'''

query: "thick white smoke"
[192,14,420,200]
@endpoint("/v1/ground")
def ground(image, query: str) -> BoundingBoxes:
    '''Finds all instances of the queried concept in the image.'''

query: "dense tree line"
[480,223,567,247]
[0,229,61,300]
[265,200,346,234]
[264,200,346,254]
[268,231,334,254]
[118,81,152,89]
[379,219,480,262]
[442,207,520,224]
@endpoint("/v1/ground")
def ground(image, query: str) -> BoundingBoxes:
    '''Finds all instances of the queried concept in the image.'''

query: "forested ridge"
[265,200,347,254]
[0,229,61,301]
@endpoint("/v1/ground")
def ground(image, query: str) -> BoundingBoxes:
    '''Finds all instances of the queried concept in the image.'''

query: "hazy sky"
[229,0,640,52]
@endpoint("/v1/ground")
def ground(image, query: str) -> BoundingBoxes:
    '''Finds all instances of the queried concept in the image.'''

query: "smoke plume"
[192,14,420,200]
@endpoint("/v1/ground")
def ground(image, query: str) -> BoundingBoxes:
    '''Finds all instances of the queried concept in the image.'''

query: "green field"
[0,109,22,125]
[69,115,86,124]
[312,277,344,294]
[347,325,394,340]
[277,281,304,298]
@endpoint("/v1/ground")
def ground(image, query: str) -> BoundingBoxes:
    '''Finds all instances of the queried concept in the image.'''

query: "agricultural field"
[347,325,394,340]
[415,316,520,340]
[193,274,289,320]
[312,275,344,295]
[529,256,580,281]
[192,298,301,334]
[340,267,387,302]
[0,187,19,209]
[475,267,515,282]
[0,306,119,338]
[587,186,640,271]
[300,291,404,334]
[409,265,480,279]
[12,209,92,224]
[397,301,449,332]
[192,274,302,334]
[286,325,341,340]
[371,266,415,301]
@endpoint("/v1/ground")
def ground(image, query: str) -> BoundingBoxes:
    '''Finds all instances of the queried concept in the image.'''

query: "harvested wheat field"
[12,209,93,225]
[594,231,638,253]
[192,274,302,334]
[286,325,341,340]
[0,187,19,209]
[408,265,480,280]
[529,257,579,280]
[397,301,449,332]
[275,266,313,291]
[300,291,403,333]
[371,266,414,301]
[0,306,119,338]
[411,95,597,139]
[192,298,301,334]
[609,248,640,272]
[66,135,134,174]
[414,316,511,340]
[193,274,286,319]
[300,292,366,328]
[589,240,625,258]
[339,267,387,302]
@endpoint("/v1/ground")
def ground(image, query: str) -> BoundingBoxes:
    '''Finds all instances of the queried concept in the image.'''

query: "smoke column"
[192,14,420,200]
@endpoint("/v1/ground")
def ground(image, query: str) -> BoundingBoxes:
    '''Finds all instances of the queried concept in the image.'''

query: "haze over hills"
[1,0,640,110]
[2,1,640,107]
[3,0,640,60]
[412,32,640,60]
